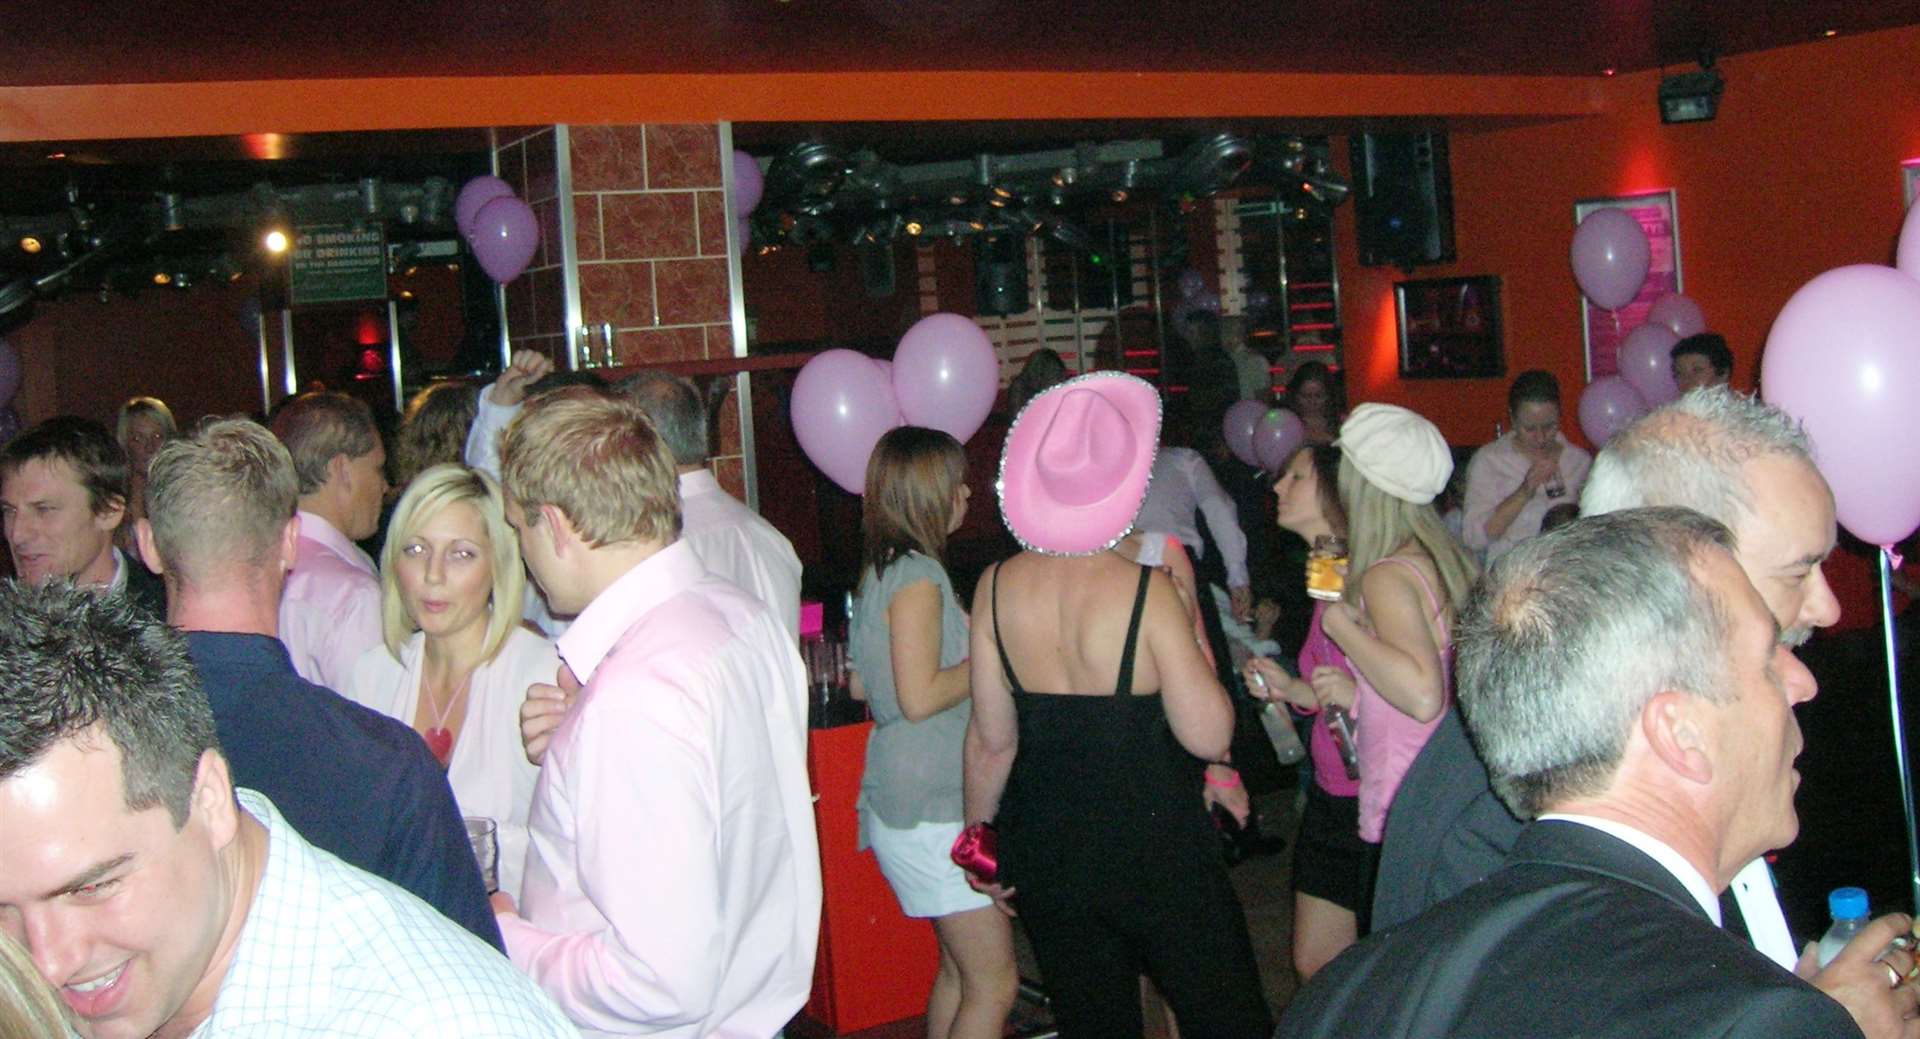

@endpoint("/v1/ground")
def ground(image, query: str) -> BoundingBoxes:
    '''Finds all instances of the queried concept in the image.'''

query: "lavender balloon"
[470,196,540,284]
[732,151,765,218]
[1646,294,1706,338]
[1763,264,1920,546]
[1577,376,1648,446]
[1570,208,1651,311]
[1252,408,1307,472]
[892,313,999,444]
[792,349,903,495]
[1616,322,1680,406]
[455,176,516,241]
[1222,399,1267,467]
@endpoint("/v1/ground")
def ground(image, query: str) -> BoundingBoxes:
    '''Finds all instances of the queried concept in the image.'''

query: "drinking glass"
[465,816,499,895]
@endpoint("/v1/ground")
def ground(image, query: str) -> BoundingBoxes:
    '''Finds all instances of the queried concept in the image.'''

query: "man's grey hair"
[0,581,218,827]
[1457,506,1738,819]
[146,419,299,580]
[268,391,379,495]
[1580,386,1813,530]
[616,370,708,466]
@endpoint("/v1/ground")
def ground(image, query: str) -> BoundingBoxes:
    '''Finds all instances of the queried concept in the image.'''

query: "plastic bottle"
[1817,886,1871,968]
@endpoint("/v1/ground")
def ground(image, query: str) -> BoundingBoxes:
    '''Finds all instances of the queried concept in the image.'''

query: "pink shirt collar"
[556,539,701,683]
[296,510,375,576]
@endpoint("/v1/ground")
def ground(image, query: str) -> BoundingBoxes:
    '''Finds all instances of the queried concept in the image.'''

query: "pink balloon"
[735,215,752,259]
[1762,264,1920,546]
[1570,208,1651,311]
[470,196,540,284]
[1646,294,1707,338]
[732,151,764,218]
[0,338,20,408]
[455,176,516,241]
[1222,399,1266,467]
[891,313,999,444]
[1577,377,1649,446]
[792,349,903,495]
[872,357,892,379]
[1252,408,1307,472]
[1898,198,1920,281]
[1616,322,1680,406]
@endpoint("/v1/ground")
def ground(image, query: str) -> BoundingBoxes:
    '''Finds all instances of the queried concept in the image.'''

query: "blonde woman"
[345,463,555,901]
[0,929,69,1038]
[849,426,1017,1039]
[115,395,177,553]
[1318,404,1478,852]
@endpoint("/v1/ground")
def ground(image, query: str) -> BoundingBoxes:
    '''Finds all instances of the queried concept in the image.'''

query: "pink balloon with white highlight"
[1646,294,1707,338]
[891,313,999,444]
[1616,322,1681,406]
[791,349,903,495]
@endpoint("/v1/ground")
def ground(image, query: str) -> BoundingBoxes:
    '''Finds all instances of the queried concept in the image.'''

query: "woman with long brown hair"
[849,425,1016,1039]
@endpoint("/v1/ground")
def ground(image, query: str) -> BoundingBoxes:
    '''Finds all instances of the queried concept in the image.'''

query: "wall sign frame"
[1395,274,1504,379]
[1576,189,1682,381]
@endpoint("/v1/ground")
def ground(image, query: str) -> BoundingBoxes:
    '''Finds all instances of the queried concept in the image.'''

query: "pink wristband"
[1204,769,1242,789]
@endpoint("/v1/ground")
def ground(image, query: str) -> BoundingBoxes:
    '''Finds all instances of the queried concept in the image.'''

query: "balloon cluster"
[1222,399,1306,472]
[1761,200,1920,547]
[1568,208,1707,446]
[790,313,999,494]
[454,177,540,285]
[1170,268,1221,340]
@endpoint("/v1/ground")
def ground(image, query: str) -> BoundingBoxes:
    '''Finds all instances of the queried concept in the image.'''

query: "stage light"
[263,229,289,254]
[18,236,41,254]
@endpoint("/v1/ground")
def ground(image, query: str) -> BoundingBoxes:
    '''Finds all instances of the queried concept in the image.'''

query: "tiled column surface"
[493,127,566,359]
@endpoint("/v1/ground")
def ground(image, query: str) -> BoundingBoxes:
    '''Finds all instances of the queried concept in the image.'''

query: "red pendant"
[424,726,453,765]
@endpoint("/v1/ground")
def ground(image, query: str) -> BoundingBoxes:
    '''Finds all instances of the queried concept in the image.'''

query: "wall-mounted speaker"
[1351,132,1456,269]
[975,234,1030,316]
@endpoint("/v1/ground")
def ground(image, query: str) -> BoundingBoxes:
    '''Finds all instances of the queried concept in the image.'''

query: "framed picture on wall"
[1576,189,1682,381]
[1395,275,1504,379]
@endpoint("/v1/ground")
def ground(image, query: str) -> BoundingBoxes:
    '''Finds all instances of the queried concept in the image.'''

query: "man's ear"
[325,453,351,495]
[279,515,301,573]
[539,503,576,557]
[94,493,127,532]
[190,749,240,850]
[135,518,164,575]
[1642,690,1713,786]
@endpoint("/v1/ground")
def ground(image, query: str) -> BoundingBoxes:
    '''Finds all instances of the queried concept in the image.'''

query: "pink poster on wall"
[1577,190,1682,381]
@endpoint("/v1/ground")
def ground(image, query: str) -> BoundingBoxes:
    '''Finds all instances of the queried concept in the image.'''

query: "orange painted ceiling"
[5,0,1916,86]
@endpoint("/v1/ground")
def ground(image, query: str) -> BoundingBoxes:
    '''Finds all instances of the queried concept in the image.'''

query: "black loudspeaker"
[1351,132,1455,269]
[975,235,1030,316]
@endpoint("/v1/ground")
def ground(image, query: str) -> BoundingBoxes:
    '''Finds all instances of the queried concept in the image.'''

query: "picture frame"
[1576,190,1683,381]
[1395,275,1504,379]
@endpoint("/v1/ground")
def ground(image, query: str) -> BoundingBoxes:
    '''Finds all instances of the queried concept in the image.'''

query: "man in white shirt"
[466,352,801,639]
[618,369,802,638]
[493,388,820,1038]
[270,391,389,689]
[1279,508,1916,1039]
[0,581,575,1039]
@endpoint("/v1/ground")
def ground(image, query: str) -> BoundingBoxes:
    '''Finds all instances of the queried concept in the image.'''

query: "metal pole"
[280,309,297,398]
[254,307,273,414]
[386,298,405,414]
[1878,547,1920,914]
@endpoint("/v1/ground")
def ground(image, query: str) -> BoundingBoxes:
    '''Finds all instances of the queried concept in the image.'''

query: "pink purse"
[949,822,999,883]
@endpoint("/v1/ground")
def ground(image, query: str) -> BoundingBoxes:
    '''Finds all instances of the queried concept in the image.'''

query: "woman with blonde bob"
[345,462,556,900]
[0,929,70,1038]
[849,425,1017,1039]
[1316,404,1478,858]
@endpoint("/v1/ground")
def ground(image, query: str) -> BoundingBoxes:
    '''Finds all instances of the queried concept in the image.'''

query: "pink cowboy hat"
[998,372,1161,555]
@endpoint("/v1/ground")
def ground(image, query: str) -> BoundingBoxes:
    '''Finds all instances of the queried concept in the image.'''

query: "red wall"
[1335,24,1920,628]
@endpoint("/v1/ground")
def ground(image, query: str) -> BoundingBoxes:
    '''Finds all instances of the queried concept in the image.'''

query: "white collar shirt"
[500,540,821,1038]
[192,789,576,1038]
[678,468,802,640]
[1130,446,1251,588]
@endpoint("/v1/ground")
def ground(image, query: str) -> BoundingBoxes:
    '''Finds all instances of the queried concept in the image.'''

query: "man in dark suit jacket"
[1377,392,1848,959]
[1279,508,1917,1039]
[0,415,167,616]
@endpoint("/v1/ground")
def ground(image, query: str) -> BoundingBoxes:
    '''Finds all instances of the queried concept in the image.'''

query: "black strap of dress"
[991,562,1154,697]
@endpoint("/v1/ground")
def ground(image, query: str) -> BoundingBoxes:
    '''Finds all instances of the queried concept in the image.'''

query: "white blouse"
[346,626,558,901]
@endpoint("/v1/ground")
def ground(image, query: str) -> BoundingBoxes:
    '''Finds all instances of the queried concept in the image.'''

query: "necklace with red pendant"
[420,670,475,767]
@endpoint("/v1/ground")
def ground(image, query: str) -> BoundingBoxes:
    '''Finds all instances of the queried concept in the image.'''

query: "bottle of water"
[1817,887,1871,968]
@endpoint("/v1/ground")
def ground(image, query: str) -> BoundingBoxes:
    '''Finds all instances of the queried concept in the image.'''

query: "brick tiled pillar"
[494,123,751,502]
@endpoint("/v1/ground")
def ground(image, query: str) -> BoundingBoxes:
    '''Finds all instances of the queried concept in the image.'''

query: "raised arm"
[888,577,971,722]
[1139,568,1235,762]
[1322,563,1447,723]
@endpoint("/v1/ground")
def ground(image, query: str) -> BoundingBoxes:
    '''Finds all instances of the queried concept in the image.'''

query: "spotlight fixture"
[152,271,171,286]
[18,236,41,255]
[1658,59,1724,124]
[263,229,290,254]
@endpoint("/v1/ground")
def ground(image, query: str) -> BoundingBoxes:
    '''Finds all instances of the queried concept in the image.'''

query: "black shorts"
[1292,782,1379,920]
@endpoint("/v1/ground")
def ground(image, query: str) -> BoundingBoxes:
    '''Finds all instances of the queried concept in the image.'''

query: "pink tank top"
[1351,556,1453,843]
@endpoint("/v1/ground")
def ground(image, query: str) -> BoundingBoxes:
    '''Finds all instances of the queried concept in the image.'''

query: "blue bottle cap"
[1829,886,1870,920]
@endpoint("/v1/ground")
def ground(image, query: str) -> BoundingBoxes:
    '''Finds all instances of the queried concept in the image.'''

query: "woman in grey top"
[848,426,1017,1039]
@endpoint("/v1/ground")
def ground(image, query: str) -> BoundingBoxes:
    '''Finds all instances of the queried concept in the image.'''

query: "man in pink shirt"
[270,391,388,689]
[494,387,821,1039]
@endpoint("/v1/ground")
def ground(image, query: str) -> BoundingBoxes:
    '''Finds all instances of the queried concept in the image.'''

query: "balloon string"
[1877,547,1920,915]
